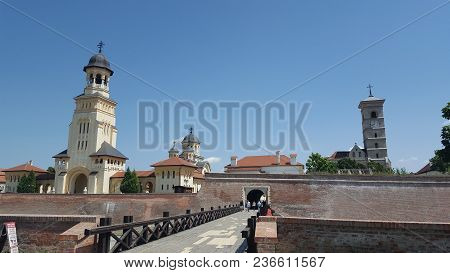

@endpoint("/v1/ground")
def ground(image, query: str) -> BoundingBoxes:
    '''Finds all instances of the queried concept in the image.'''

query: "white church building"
[53,44,127,194]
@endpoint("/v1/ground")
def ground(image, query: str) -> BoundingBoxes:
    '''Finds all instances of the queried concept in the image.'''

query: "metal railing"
[85,204,242,253]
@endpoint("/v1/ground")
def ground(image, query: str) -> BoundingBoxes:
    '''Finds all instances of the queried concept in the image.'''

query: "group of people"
[245,200,272,216]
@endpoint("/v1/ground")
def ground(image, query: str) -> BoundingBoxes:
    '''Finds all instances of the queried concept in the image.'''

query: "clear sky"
[0,0,449,173]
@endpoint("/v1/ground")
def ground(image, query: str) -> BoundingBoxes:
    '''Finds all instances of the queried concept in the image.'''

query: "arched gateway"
[73,173,88,194]
[242,186,270,208]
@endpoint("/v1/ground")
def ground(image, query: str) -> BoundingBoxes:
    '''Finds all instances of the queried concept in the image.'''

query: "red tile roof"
[111,170,155,178]
[226,155,303,169]
[2,163,48,173]
[152,157,197,168]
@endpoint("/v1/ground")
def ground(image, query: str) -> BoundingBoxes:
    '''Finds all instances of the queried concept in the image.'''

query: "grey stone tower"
[358,85,391,168]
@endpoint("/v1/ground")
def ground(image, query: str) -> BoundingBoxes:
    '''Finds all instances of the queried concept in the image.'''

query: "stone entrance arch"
[145,181,153,193]
[73,174,88,194]
[242,186,270,207]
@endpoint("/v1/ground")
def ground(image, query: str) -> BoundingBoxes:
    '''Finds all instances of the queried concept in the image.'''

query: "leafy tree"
[17,171,37,193]
[367,161,392,174]
[306,153,337,174]
[394,168,408,175]
[337,158,366,170]
[120,168,141,193]
[47,167,55,174]
[430,102,450,173]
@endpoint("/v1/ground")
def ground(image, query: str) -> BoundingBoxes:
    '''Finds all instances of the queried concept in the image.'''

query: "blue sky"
[0,0,449,172]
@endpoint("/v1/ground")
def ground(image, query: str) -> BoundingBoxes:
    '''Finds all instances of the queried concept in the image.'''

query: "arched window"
[89,74,94,84]
[167,184,169,190]
[173,171,175,178]
[374,133,378,138]
[167,171,170,179]
[104,77,108,86]
[375,143,379,148]
[95,74,102,84]
[376,153,379,158]
[161,184,164,190]
[371,111,377,118]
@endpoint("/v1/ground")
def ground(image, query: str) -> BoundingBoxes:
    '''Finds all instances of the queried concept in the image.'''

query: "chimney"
[28,160,33,166]
[231,156,238,167]
[275,151,280,165]
[290,153,297,165]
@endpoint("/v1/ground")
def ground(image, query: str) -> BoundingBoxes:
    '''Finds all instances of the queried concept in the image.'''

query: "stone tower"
[53,42,127,194]
[358,85,391,168]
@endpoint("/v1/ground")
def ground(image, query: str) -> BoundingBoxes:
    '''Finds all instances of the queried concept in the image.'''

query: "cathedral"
[52,44,210,194]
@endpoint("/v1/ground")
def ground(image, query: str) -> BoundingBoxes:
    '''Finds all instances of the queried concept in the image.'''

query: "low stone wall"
[255,216,450,253]
[0,215,98,253]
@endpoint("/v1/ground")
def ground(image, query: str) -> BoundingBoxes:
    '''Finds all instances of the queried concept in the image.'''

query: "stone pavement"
[126,210,255,253]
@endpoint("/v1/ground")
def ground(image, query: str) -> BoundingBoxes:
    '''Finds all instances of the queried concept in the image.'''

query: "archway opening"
[145,182,153,193]
[247,189,265,209]
[74,174,88,194]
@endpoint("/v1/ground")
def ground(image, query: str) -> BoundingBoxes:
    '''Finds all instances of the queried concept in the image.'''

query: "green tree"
[430,102,450,173]
[337,158,366,170]
[17,171,37,193]
[306,153,337,174]
[367,161,392,174]
[120,168,141,193]
[47,167,55,174]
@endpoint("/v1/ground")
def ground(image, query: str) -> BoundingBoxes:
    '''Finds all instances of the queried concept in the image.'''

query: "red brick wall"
[200,173,450,223]
[0,215,97,253]
[0,192,239,224]
[1,173,449,224]
[257,216,450,253]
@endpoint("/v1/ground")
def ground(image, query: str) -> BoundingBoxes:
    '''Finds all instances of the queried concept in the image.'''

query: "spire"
[97,41,105,53]
[190,127,193,134]
[367,84,374,97]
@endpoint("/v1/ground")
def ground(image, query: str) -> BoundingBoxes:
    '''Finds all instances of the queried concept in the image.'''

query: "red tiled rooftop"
[2,163,48,173]
[152,157,196,168]
[226,155,303,169]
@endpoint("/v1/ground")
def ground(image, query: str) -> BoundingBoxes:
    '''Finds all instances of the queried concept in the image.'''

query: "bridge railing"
[85,204,243,253]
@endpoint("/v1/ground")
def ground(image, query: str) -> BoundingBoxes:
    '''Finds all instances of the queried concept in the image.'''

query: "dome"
[182,129,200,144]
[169,142,179,153]
[83,53,114,75]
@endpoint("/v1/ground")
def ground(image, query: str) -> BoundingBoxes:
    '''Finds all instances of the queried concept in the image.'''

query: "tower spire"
[367,84,374,97]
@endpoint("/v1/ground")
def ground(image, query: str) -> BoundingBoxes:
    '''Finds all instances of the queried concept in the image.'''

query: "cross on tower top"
[97,41,105,53]
[189,127,193,134]
[367,84,374,97]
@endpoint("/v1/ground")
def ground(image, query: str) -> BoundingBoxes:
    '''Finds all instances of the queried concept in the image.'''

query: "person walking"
[246,200,251,212]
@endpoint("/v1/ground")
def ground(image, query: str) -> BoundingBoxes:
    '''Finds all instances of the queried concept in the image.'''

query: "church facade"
[329,86,391,168]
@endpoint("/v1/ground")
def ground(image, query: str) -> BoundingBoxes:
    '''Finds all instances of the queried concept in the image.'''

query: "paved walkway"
[126,210,254,253]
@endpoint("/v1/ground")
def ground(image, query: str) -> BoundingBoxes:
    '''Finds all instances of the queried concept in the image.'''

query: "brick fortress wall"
[256,216,450,253]
[200,173,450,223]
